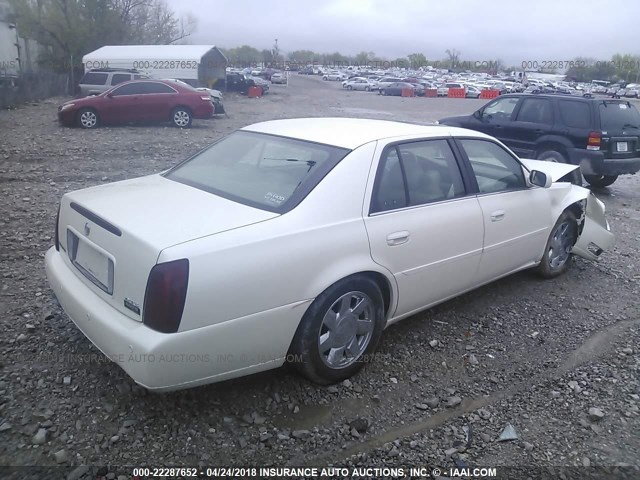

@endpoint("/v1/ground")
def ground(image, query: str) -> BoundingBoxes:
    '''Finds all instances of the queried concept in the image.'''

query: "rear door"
[136,82,178,121]
[455,138,551,283]
[100,82,146,123]
[364,139,484,317]
[507,97,556,157]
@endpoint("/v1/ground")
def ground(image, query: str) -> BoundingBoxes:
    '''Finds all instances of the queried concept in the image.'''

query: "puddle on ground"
[272,396,367,431]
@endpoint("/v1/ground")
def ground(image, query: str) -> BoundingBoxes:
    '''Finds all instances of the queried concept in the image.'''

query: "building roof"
[83,45,226,62]
[242,117,490,149]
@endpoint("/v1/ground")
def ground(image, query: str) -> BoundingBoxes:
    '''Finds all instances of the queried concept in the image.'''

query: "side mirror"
[106,92,113,98]
[529,170,552,188]
[473,110,482,119]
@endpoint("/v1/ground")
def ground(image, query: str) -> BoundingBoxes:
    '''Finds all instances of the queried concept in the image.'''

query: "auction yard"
[1,74,639,477]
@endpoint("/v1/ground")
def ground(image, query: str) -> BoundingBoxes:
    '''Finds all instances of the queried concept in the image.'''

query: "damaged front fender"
[571,192,615,261]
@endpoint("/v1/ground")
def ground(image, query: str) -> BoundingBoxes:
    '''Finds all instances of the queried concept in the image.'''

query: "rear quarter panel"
[161,141,394,333]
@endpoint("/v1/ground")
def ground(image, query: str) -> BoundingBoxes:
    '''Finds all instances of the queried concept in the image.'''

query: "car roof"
[241,118,493,149]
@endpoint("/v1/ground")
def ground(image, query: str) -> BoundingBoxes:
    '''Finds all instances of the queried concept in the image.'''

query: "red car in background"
[58,79,213,129]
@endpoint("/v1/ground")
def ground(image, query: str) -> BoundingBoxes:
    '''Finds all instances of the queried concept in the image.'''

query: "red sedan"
[58,79,214,129]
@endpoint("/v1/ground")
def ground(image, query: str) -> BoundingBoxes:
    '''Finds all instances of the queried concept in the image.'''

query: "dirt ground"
[0,75,639,479]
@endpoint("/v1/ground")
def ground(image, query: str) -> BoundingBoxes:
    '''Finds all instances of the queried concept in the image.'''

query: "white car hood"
[519,158,579,182]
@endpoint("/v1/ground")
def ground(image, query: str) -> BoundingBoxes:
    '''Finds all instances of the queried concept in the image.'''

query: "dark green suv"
[439,94,640,187]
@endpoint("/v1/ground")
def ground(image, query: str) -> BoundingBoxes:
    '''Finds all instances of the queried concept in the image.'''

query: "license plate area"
[617,142,628,152]
[67,229,114,295]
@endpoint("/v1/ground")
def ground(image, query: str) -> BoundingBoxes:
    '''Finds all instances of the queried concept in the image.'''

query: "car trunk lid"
[57,174,278,321]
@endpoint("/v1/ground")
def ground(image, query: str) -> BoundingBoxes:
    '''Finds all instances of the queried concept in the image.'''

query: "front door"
[455,138,551,283]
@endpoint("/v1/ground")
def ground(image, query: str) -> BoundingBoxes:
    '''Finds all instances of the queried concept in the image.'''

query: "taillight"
[54,203,60,251]
[587,131,602,151]
[143,259,189,333]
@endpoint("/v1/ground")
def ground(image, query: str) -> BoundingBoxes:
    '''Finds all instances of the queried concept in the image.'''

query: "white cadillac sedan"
[45,118,614,391]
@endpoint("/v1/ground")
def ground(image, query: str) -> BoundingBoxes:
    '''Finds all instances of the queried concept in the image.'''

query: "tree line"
[9,0,196,72]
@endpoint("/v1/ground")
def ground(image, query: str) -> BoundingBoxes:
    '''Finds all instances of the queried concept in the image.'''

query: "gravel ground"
[0,75,639,479]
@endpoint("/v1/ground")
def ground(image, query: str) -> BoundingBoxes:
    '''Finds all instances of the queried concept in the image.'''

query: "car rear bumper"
[568,148,640,176]
[45,247,309,391]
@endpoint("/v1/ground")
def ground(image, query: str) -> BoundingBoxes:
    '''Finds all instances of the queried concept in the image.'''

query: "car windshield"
[599,102,640,130]
[165,131,350,213]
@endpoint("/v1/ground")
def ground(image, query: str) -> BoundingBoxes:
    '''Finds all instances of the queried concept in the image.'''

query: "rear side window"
[141,82,177,94]
[372,140,465,213]
[111,82,146,96]
[111,74,131,86]
[516,98,553,124]
[80,72,108,85]
[598,102,640,130]
[559,101,591,129]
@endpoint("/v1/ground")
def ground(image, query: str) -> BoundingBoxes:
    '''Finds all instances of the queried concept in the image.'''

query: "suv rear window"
[165,131,350,213]
[80,72,108,85]
[559,101,590,129]
[599,102,640,131]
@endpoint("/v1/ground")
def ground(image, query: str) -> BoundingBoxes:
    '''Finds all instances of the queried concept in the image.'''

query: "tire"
[76,108,99,129]
[171,107,192,128]
[347,85,353,90]
[536,150,582,185]
[365,86,370,91]
[288,275,385,385]
[536,210,578,279]
[583,174,618,188]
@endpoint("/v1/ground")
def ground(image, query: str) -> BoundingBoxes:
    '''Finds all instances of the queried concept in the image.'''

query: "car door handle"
[386,231,410,246]
[490,210,506,222]
[534,129,544,134]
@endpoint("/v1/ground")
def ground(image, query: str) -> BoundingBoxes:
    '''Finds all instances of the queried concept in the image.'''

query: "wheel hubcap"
[318,291,375,369]
[174,111,189,126]
[80,112,96,127]
[548,221,574,268]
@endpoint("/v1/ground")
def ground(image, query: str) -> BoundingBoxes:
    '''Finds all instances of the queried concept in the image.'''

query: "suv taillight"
[143,259,189,333]
[587,131,602,151]
[54,203,60,251]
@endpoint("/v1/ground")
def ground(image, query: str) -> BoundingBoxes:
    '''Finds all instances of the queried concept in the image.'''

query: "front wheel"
[583,174,618,188]
[347,85,352,90]
[76,108,99,129]
[536,210,578,278]
[171,107,192,128]
[365,86,370,91]
[288,275,385,384]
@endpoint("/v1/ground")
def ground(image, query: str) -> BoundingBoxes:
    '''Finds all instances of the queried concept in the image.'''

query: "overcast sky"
[167,0,639,66]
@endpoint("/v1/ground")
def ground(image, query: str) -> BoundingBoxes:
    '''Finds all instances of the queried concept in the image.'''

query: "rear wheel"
[536,150,582,185]
[536,210,578,278]
[583,174,618,188]
[76,108,99,129]
[288,275,385,384]
[171,107,192,128]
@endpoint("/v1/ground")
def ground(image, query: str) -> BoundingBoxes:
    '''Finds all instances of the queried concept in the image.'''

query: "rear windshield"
[599,102,640,131]
[165,131,350,213]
